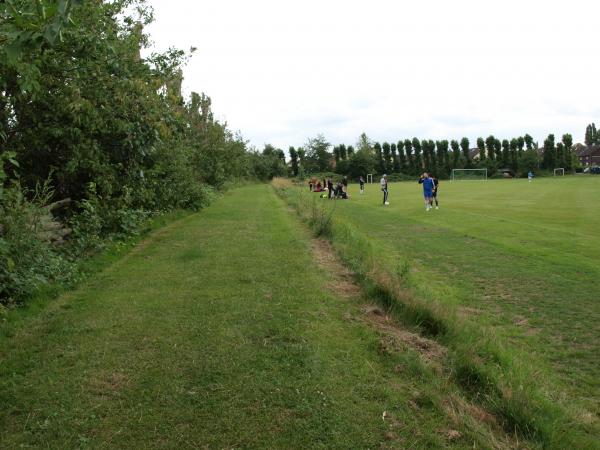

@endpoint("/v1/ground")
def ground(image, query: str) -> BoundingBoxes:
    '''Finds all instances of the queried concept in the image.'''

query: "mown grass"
[1,185,531,449]
[274,177,600,449]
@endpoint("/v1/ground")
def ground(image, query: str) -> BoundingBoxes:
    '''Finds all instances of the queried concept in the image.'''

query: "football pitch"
[319,176,600,416]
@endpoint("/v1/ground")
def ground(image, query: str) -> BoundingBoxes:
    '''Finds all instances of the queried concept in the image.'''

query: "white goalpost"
[553,168,565,176]
[451,169,488,181]
[367,174,373,183]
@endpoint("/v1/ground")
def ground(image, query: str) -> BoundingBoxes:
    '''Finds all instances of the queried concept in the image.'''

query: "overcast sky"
[144,0,600,150]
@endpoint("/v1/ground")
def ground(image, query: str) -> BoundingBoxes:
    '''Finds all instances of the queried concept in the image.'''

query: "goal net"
[451,169,488,181]
[553,168,565,176]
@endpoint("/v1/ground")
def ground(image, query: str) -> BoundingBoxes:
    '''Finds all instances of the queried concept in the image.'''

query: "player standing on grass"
[380,174,389,205]
[431,175,440,209]
[528,171,534,182]
[418,172,435,211]
[359,176,365,194]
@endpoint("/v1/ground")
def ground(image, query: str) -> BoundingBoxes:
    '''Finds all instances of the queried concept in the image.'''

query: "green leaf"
[6,257,15,272]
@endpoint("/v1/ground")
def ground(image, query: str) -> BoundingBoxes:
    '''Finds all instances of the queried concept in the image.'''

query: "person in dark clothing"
[342,176,348,193]
[431,175,439,209]
[359,176,365,194]
[327,178,334,199]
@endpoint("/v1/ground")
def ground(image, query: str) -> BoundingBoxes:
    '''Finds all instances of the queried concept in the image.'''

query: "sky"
[144,0,600,150]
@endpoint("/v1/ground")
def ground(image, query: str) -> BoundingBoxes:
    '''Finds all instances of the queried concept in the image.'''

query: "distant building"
[469,148,483,160]
[577,145,600,166]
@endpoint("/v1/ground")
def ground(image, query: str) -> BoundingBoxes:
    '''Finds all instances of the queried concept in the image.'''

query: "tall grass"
[273,182,599,449]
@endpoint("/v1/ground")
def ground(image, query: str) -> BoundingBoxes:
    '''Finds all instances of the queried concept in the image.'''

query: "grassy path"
[0,185,512,449]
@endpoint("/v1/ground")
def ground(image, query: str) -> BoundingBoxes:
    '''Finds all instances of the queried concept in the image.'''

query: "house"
[469,148,483,160]
[577,145,600,166]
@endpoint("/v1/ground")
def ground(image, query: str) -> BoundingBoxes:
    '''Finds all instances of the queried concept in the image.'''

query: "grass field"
[1,185,531,449]
[302,176,600,426]
[2,180,599,448]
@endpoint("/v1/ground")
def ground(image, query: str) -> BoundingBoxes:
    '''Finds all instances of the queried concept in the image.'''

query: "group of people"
[380,173,440,211]
[308,173,440,210]
[309,176,350,199]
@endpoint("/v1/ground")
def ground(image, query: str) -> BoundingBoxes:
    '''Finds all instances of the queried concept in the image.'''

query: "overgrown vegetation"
[0,0,281,305]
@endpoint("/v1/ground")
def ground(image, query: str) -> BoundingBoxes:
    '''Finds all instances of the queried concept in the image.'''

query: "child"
[359,176,365,194]
[528,171,534,182]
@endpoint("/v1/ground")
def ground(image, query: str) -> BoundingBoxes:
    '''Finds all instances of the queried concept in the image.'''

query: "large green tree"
[304,134,332,172]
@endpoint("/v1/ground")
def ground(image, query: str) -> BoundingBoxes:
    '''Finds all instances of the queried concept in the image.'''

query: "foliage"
[303,134,331,172]
[0,0,277,305]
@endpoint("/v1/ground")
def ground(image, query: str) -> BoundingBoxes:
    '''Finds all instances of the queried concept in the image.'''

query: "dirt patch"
[364,305,447,365]
[311,239,361,299]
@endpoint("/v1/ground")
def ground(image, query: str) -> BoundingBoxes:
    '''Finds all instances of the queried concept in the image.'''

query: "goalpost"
[553,168,565,176]
[451,169,488,181]
[367,174,373,183]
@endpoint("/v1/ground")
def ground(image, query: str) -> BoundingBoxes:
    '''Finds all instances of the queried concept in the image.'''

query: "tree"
[494,139,502,162]
[304,134,331,172]
[390,143,400,172]
[517,136,525,156]
[485,135,496,160]
[450,140,460,169]
[556,142,565,169]
[542,134,556,169]
[339,144,348,160]
[519,148,540,174]
[382,142,391,173]
[347,145,355,157]
[356,133,373,154]
[422,140,432,171]
[436,140,450,175]
[585,125,592,145]
[297,148,306,167]
[289,146,299,176]
[374,142,384,174]
[460,137,470,165]
[412,138,423,172]
[501,139,510,167]
[477,137,485,159]
[509,139,518,172]
[404,139,414,174]
[524,134,534,150]
[333,146,340,163]
[396,141,405,172]
[347,148,376,179]
[562,134,574,171]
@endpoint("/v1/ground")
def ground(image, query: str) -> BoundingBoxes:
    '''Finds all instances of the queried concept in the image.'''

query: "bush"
[0,185,75,305]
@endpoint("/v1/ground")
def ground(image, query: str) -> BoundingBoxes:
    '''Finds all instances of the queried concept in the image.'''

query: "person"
[327,177,334,199]
[359,176,365,194]
[528,171,534,182]
[342,176,348,193]
[335,181,345,198]
[418,172,435,211]
[380,174,389,205]
[315,181,322,192]
[431,175,440,209]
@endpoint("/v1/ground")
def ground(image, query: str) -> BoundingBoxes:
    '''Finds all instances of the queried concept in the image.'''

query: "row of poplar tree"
[287,133,575,179]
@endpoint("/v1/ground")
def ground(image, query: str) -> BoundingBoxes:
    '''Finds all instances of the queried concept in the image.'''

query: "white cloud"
[144,0,600,149]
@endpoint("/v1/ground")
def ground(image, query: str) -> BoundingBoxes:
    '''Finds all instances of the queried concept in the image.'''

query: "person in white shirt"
[380,174,389,206]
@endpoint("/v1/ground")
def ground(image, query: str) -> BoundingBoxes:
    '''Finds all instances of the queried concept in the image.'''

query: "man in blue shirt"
[418,172,435,211]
